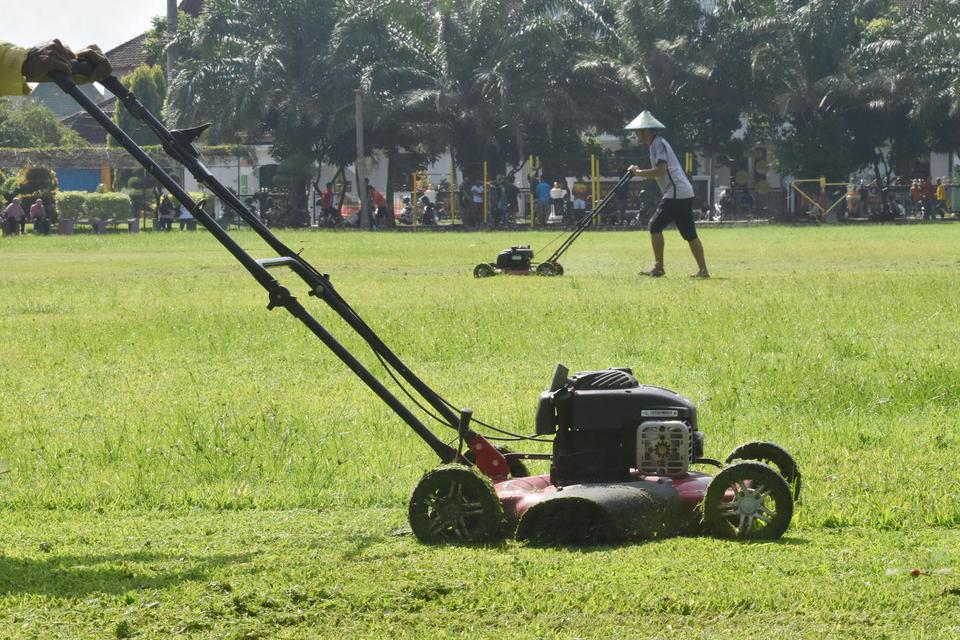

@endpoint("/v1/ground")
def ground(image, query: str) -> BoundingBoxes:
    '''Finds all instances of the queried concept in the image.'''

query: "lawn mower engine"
[536,367,704,486]
[497,245,534,272]
[409,365,800,545]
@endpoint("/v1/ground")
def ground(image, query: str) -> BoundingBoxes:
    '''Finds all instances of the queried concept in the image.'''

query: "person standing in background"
[535,178,551,226]
[935,177,947,218]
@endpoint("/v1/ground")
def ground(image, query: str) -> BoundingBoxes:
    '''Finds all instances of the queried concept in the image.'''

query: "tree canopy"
[0,99,85,148]
[158,0,958,211]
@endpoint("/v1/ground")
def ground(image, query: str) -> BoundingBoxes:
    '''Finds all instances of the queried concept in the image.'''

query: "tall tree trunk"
[285,174,309,227]
[513,120,525,170]
[335,165,347,217]
[383,148,396,227]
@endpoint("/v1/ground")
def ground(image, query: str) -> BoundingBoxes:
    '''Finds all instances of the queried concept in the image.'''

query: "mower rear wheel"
[703,461,793,540]
[474,263,496,278]
[725,441,801,500]
[535,262,560,277]
[408,464,504,543]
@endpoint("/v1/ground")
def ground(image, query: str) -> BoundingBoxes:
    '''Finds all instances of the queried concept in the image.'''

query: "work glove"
[22,40,112,83]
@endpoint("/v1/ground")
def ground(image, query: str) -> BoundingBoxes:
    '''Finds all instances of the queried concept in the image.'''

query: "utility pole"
[166,0,179,77]
[355,89,368,229]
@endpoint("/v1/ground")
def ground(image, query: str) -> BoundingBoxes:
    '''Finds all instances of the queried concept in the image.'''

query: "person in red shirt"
[910,180,922,217]
[319,182,339,226]
[366,184,388,229]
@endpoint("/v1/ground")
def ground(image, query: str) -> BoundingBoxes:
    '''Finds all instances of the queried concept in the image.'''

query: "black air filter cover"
[569,368,638,390]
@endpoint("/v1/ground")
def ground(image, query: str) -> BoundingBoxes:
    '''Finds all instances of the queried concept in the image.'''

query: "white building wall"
[930,152,956,182]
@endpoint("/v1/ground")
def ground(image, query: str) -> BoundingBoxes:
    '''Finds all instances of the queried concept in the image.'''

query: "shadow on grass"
[0,550,253,598]
[518,532,812,551]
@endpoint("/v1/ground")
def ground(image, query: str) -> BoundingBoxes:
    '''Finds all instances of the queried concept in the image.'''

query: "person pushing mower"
[626,111,709,278]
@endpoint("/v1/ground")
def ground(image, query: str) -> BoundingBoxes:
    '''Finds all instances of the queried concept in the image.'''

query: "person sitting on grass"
[626,111,710,279]
[1,39,111,96]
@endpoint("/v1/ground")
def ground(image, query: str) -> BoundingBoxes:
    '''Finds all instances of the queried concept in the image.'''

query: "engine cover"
[537,365,701,486]
[496,245,534,270]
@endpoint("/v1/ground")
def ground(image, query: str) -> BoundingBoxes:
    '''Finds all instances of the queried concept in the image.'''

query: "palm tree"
[167,0,354,225]
[856,0,960,167]
[336,0,615,182]
[721,0,886,178]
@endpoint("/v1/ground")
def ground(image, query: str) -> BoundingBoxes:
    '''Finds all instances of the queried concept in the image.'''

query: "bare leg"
[688,237,709,275]
[651,232,665,268]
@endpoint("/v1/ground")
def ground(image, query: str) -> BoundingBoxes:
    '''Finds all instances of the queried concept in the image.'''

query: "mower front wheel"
[474,263,496,278]
[703,461,793,541]
[408,464,504,543]
[725,441,801,500]
[535,261,561,277]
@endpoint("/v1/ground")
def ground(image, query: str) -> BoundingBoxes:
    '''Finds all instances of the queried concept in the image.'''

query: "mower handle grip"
[70,59,96,77]
[52,60,124,96]
[49,60,116,92]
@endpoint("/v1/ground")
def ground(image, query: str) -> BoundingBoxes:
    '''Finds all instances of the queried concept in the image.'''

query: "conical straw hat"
[624,111,666,130]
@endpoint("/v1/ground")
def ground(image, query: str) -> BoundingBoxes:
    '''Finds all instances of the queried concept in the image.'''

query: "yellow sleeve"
[0,41,31,96]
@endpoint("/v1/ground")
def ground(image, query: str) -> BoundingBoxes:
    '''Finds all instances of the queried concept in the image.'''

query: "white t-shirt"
[549,187,564,199]
[471,184,484,203]
[649,136,694,200]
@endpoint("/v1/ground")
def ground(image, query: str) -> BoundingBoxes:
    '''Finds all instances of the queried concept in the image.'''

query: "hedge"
[55,191,87,219]
[85,192,132,219]
[53,191,132,220]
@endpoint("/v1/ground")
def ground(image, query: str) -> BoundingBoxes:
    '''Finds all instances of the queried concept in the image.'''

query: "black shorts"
[649,198,697,240]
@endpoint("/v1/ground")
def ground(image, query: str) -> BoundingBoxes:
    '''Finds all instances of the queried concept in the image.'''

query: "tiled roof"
[44,2,207,147]
[61,99,117,145]
[105,33,150,79]
[27,83,105,119]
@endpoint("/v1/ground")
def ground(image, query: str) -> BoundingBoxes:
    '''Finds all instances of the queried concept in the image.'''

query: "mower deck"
[496,471,712,543]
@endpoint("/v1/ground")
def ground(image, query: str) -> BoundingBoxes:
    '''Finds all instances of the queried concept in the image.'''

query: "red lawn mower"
[55,64,799,545]
[473,172,635,278]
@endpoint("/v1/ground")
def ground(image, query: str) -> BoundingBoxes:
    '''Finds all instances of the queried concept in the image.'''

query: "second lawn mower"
[473,171,633,278]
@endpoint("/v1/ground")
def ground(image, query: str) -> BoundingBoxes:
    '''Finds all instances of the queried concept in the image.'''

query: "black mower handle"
[49,62,472,466]
[70,59,96,77]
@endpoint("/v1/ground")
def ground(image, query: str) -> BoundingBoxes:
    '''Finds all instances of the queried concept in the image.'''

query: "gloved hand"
[22,39,112,83]
[75,45,112,82]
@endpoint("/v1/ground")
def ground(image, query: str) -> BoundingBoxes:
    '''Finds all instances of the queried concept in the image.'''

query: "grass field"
[1,224,959,638]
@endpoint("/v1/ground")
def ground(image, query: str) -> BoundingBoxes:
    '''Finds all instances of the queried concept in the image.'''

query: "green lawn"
[1,225,959,638]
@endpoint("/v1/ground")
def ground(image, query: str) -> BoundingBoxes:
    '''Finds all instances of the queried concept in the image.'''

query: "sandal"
[640,266,665,277]
[689,270,710,279]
